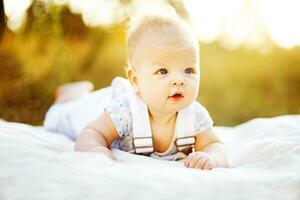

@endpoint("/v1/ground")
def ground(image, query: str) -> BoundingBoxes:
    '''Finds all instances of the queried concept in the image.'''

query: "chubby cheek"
[138,81,166,105]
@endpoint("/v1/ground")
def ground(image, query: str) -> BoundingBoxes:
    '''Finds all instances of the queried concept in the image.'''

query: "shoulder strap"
[129,94,154,154]
[111,77,154,154]
[175,103,196,151]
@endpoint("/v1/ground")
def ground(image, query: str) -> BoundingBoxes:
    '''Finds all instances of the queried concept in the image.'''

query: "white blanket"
[0,115,299,200]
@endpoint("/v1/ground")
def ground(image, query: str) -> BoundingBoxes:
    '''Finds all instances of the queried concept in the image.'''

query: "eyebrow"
[152,61,164,67]
[150,62,165,71]
[151,62,198,69]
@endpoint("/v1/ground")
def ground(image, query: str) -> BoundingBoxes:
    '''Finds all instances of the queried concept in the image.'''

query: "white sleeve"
[104,93,132,138]
[194,102,214,133]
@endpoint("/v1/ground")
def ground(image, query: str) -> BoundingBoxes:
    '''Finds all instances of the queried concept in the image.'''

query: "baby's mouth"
[168,93,184,102]
[171,94,183,98]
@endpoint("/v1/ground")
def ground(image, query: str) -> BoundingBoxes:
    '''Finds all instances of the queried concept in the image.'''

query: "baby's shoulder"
[192,101,214,132]
[192,101,210,114]
[105,92,131,119]
[104,92,132,138]
[111,92,130,108]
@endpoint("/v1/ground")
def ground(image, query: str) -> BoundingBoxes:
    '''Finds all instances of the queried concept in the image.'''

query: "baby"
[44,15,229,170]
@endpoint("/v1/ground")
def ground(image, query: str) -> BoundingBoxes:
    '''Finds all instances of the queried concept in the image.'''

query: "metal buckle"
[175,136,196,150]
[132,136,154,154]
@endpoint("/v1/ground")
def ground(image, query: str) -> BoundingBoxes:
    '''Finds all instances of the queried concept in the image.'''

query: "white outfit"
[44,77,213,160]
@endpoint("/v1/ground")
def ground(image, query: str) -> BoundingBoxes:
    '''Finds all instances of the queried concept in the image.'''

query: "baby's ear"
[127,67,140,92]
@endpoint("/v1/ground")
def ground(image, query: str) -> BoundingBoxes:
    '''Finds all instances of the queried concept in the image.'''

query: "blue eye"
[157,68,168,75]
[184,67,194,74]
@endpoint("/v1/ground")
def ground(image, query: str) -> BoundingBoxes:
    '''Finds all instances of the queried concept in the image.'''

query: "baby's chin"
[145,96,194,113]
[164,100,193,112]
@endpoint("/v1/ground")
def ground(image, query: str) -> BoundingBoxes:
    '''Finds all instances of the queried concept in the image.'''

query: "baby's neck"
[148,106,177,125]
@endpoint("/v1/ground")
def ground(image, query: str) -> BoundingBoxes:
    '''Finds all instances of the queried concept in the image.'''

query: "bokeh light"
[4,0,300,49]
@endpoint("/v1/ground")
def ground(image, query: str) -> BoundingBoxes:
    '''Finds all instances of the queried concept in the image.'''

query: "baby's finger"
[195,158,207,169]
[187,155,202,168]
[184,153,196,167]
[202,160,213,170]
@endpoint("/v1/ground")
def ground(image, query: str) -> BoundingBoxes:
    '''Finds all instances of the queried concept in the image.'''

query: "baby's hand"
[88,146,117,161]
[184,151,217,170]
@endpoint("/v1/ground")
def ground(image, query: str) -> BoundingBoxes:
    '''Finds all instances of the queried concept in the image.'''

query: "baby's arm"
[74,111,120,160]
[184,128,229,170]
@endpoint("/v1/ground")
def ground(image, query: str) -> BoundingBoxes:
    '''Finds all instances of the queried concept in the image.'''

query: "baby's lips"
[171,94,182,99]
[169,91,184,98]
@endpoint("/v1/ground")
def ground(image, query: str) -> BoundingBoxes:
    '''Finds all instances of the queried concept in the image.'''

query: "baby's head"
[126,15,200,114]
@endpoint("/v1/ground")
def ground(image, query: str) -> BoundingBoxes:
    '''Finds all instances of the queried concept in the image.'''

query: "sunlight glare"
[184,0,226,43]
[130,0,177,19]
[3,0,33,32]
[184,0,300,49]
[260,0,300,49]
[3,0,300,50]
[67,0,125,27]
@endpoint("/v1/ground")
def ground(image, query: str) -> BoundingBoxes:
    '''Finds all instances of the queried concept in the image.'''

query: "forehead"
[146,47,198,66]
[134,32,199,68]
[139,26,198,50]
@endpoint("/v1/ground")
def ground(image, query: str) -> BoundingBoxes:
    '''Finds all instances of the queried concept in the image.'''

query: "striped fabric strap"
[125,81,154,154]
[175,103,196,150]
[110,77,154,154]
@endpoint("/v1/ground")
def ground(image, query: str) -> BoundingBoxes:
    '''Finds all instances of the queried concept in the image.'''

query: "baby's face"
[132,40,200,114]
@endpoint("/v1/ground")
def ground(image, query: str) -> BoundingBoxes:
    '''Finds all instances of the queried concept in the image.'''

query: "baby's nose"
[171,79,185,86]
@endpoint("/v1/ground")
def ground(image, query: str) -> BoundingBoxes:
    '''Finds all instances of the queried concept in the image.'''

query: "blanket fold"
[0,115,299,200]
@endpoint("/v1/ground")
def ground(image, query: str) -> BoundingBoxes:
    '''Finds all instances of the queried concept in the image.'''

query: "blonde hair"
[126,15,199,73]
